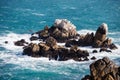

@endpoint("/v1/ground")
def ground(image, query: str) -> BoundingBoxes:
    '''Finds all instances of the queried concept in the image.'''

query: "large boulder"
[54,19,77,37]
[76,49,89,61]
[38,43,50,52]
[38,43,50,57]
[93,23,108,47]
[23,43,40,57]
[82,57,120,80]
[34,26,50,41]
[50,26,69,38]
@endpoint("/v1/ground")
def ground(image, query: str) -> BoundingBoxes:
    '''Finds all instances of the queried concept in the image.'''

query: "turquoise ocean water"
[0,0,120,80]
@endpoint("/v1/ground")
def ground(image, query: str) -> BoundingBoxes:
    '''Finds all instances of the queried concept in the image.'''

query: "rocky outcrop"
[65,32,94,47]
[65,23,117,50]
[82,57,120,80]
[30,19,78,42]
[16,20,118,62]
[99,48,112,52]
[93,23,108,46]
[23,41,90,61]
[54,19,77,37]
[92,23,117,49]
[28,20,117,50]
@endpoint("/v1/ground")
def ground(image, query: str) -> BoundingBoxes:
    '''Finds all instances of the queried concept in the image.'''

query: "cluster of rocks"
[12,19,118,61]
[65,23,117,50]
[82,57,120,80]
[10,19,119,80]
[30,19,78,42]
[23,37,90,61]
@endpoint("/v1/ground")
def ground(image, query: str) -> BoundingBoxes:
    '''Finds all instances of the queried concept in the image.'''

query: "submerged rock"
[91,56,96,60]
[92,50,98,53]
[82,57,120,80]
[4,41,8,44]
[99,48,112,52]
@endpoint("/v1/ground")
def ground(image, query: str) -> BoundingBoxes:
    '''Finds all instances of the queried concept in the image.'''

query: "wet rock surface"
[23,41,90,61]
[31,19,78,42]
[14,39,28,46]
[82,57,120,80]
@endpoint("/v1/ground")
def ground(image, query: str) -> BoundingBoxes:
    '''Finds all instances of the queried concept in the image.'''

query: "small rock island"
[13,19,117,61]
[13,19,119,80]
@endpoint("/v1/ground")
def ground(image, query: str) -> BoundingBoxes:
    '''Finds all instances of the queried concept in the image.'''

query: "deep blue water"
[0,0,120,80]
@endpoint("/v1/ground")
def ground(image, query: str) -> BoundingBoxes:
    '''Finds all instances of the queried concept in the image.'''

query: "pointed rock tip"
[101,23,108,31]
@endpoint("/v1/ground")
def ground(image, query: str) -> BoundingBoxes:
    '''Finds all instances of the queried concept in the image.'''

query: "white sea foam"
[62,5,76,10]
[39,21,46,24]
[15,8,35,12]
[32,13,45,16]
[0,32,31,51]
[77,29,95,35]
[108,32,120,35]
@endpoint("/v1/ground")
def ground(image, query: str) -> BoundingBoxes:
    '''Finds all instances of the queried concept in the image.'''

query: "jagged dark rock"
[109,43,118,50]
[91,56,96,60]
[30,36,38,41]
[65,32,94,47]
[64,23,117,50]
[82,57,120,80]
[23,43,89,61]
[31,19,78,42]
[65,39,78,47]
[99,48,112,53]
[78,32,94,46]
[14,39,28,46]
[92,50,98,53]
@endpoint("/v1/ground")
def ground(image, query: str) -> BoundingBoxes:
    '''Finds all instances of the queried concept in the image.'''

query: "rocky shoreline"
[12,19,117,61]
